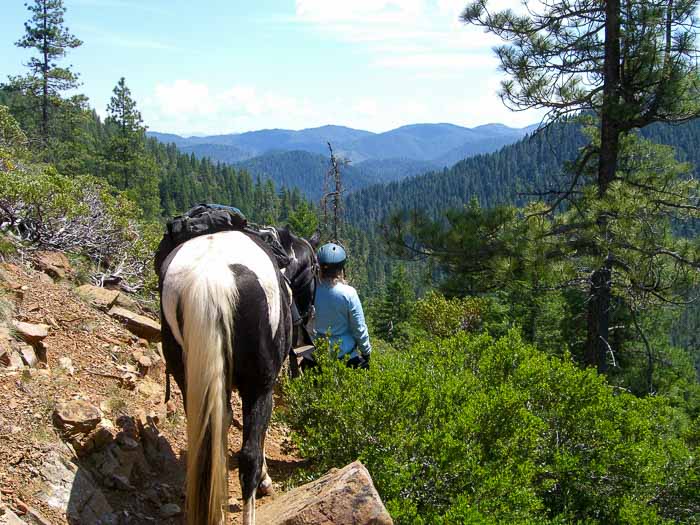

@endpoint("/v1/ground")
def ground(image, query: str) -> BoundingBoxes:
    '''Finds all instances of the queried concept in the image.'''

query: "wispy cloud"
[293,0,513,72]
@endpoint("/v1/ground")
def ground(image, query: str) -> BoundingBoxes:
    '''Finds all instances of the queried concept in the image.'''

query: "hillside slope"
[345,118,700,228]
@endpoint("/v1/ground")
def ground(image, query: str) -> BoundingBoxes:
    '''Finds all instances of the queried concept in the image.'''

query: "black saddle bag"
[166,204,248,244]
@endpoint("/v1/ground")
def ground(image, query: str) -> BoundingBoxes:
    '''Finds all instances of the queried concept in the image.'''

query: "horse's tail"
[177,265,237,525]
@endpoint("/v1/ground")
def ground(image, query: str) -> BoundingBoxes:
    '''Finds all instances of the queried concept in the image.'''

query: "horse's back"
[162,230,286,334]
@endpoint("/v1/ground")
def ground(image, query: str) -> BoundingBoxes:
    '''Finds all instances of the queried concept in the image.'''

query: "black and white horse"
[158,227,318,525]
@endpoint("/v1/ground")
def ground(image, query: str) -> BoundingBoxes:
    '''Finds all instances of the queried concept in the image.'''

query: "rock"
[136,378,162,398]
[135,411,171,468]
[17,343,38,367]
[0,506,27,525]
[10,501,51,525]
[76,285,120,311]
[34,251,71,279]
[35,450,115,524]
[108,307,161,342]
[71,419,116,457]
[57,357,75,375]
[53,400,102,435]
[37,273,53,285]
[114,293,139,312]
[256,461,393,525]
[2,350,24,369]
[159,503,181,518]
[11,321,49,344]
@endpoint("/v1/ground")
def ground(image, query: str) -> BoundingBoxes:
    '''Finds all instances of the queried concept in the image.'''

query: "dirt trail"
[0,260,305,524]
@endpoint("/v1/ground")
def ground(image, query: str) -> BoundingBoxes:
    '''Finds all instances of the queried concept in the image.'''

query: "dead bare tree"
[320,142,350,242]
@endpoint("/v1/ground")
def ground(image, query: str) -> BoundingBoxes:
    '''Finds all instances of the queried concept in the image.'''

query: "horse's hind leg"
[258,433,273,496]
[239,387,273,525]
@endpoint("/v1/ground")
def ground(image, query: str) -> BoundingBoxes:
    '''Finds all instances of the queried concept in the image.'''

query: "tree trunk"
[585,260,612,372]
[585,0,621,372]
[41,1,49,144]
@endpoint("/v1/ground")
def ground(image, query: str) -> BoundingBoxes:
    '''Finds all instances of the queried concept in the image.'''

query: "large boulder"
[108,307,161,342]
[255,461,393,525]
[34,251,71,280]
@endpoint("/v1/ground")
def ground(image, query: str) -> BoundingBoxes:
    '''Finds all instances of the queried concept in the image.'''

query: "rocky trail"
[0,253,306,524]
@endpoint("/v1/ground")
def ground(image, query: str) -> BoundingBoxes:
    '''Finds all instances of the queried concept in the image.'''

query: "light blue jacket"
[313,281,372,360]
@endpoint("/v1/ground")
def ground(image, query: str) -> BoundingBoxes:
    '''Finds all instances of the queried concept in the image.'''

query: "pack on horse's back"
[155,205,318,525]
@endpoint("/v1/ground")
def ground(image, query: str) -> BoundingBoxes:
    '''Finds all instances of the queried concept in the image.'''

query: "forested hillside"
[346,119,700,228]
[233,150,377,201]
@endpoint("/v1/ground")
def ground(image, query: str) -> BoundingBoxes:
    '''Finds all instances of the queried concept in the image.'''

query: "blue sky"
[0,0,541,135]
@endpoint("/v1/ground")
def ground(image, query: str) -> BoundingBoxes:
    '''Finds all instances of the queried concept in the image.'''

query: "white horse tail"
[175,265,237,525]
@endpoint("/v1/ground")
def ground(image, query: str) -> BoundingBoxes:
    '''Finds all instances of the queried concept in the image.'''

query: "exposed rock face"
[108,307,161,342]
[76,285,120,311]
[53,400,103,435]
[34,251,71,280]
[35,451,116,525]
[256,461,393,525]
[0,506,27,524]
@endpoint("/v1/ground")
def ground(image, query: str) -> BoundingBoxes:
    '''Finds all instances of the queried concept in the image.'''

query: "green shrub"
[282,330,697,524]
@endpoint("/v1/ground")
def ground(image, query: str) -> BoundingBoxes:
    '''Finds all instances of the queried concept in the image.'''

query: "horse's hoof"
[258,475,274,496]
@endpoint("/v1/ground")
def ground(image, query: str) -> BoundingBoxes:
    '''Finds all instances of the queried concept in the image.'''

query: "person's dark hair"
[320,263,345,283]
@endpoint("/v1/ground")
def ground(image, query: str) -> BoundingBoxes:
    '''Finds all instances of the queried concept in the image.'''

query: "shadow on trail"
[61,414,186,524]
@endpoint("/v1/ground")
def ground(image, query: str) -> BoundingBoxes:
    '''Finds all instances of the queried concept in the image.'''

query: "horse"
[157,226,319,525]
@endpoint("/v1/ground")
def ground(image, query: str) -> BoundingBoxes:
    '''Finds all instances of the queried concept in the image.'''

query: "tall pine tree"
[463,0,700,372]
[103,78,159,219]
[12,0,82,145]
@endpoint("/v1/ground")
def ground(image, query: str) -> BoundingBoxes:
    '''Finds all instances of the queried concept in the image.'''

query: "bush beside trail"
[282,328,698,524]
[0,105,160,293]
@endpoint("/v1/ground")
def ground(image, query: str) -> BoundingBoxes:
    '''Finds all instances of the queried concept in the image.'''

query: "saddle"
[154,203,291,278]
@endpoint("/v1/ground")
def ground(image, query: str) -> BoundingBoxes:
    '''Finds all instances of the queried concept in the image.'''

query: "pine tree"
[13,0,82,145]
[463,0,700,372]
[103,78,159,219]
[287,200,319,238]
[375,265,414,341]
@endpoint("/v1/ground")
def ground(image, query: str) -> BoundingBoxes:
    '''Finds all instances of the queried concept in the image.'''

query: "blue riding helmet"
[317,243,347,266]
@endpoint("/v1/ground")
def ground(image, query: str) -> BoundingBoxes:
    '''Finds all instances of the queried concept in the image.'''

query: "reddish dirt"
[0,260,305,524]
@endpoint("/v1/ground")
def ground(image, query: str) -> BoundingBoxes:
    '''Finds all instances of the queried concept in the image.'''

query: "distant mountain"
[148,122,533,165]
[148,125,374,159]
[338,123,530,164]
[147,131,192,147]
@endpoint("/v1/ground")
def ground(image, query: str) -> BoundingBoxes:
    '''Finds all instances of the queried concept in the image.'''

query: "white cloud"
[294,0,518,72]
[142,80,319,135]
[141,77,542,135]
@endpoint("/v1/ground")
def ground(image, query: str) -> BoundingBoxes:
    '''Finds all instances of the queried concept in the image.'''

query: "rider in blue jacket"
[313,243,371,369]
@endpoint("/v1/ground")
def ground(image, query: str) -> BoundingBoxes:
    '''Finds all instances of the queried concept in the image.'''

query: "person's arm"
[347,288,371,357]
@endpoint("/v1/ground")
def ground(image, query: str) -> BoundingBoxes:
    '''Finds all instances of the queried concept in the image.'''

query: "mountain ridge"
[147,122,533,164]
